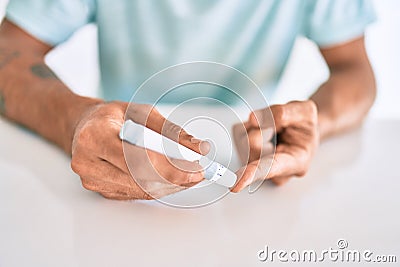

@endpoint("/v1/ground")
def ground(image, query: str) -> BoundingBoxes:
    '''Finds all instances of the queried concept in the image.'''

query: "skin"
[231,37,376,192]
[0,20,209,200]
[0,19,376,197]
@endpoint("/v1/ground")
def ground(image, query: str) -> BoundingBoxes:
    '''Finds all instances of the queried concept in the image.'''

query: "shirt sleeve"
[302,0,376,48]
[5,0,96,46]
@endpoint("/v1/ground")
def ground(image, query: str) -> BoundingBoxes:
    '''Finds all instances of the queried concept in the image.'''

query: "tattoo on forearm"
[0,91,5,115]
[31,64,58,79]
[0,49,20,69]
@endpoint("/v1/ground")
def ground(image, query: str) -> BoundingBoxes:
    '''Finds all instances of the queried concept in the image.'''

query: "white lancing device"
[119,120,237,188]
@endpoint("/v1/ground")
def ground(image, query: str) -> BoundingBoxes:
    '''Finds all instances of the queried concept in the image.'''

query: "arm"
[0,19,101,154]
[0,20,208,200]
[311,37,376,139]
[232,37,376,191]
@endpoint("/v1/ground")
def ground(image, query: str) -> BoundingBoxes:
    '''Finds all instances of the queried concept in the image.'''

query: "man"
[0,0,376,200]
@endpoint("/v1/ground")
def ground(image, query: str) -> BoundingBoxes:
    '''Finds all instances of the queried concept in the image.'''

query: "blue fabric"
[6,0,375,103]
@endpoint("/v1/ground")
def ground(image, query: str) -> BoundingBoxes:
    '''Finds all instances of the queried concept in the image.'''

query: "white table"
[0,106,399,267]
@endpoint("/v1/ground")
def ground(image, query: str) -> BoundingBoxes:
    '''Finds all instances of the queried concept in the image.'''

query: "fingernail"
[199,141,210,155]
[191,137,201,144]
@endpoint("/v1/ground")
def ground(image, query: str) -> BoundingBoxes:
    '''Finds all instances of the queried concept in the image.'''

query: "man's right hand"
[0,20,210,201]
[71,101,210,200]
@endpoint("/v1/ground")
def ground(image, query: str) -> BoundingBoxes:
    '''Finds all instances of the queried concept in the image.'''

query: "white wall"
[0,0,399,118]
[366,0,400,118]
[275,0,400,119]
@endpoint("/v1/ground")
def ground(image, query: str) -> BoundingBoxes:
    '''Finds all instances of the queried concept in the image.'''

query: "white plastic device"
[119,119,237,188]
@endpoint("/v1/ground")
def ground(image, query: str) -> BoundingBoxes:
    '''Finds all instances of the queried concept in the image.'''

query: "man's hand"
[231,38,375,192]
[0,20,211,201]
[71,101,209,200]
[231,100,319,192]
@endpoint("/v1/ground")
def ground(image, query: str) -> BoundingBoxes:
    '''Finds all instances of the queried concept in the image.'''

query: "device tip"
[219,169,238,188]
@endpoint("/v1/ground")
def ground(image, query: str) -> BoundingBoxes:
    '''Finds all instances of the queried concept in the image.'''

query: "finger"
[82,175,146,198]
[100,192,134,201]
[243,120,252,131]
[249,100,317,131]
[123,141,205,186]
[231,155,274,193]
[249,106,275,129]
[82,175,155,201]
[231,148,306,192]
[270,176,292,186]
[92,124,205,187]
[247,127,275,153]
[232,122,275,164]
[90,118,206,183]
[126,104,210,155]
[269,144,309,177]
[232,122,250,164]
[72,152,153,199]
[161,118,211,155]
[89,123,130,174]
[100,191,153,201]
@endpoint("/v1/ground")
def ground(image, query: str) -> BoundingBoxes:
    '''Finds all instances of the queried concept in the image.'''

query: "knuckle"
[296,151,310,177]
[124,175,153,200]
[304,100,318,122]
[187,171,203,184]
[75,125,93,146]
[305,99,317,111]
[100,103,126,120]
[101,192,128,200]
[179,129,192,141]
[296,167,308,177]
[100,192,115,199]
[141,192,154,200]
[136,103,154,116]
[162,122,182,139]
[81,179,97,191]
[170,169,192,185]
[272,104,285,122]
[130,103,159,124]
[168,172,186,185]
[271,177,286,186]
[108,101,126,110]
[70,157,85,174]
[288,100,302,106]
[130,188,153,200]
[140,103,153,112]
[129,104,151,116]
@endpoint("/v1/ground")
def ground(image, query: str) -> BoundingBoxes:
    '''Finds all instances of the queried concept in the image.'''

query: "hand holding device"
[120,119,238,188]
[71,102,207,200]
[232,100,319,192]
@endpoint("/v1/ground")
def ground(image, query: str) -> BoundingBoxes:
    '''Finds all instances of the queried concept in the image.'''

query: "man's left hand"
[231,100,319,192]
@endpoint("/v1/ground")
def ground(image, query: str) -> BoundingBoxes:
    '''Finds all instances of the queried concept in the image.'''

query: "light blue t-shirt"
[6,0,375,103]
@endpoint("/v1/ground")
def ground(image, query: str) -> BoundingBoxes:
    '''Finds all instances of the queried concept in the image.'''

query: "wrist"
[61,94,104,154]
[309,98,333,141]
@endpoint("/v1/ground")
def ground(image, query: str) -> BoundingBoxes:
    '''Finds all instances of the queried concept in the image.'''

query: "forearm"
[0,23,102,154]
[310,63,376,139]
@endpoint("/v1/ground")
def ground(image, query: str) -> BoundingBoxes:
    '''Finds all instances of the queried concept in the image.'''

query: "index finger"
[126,104,210,155]
[231,149,305,192]
[249,101,317,131]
